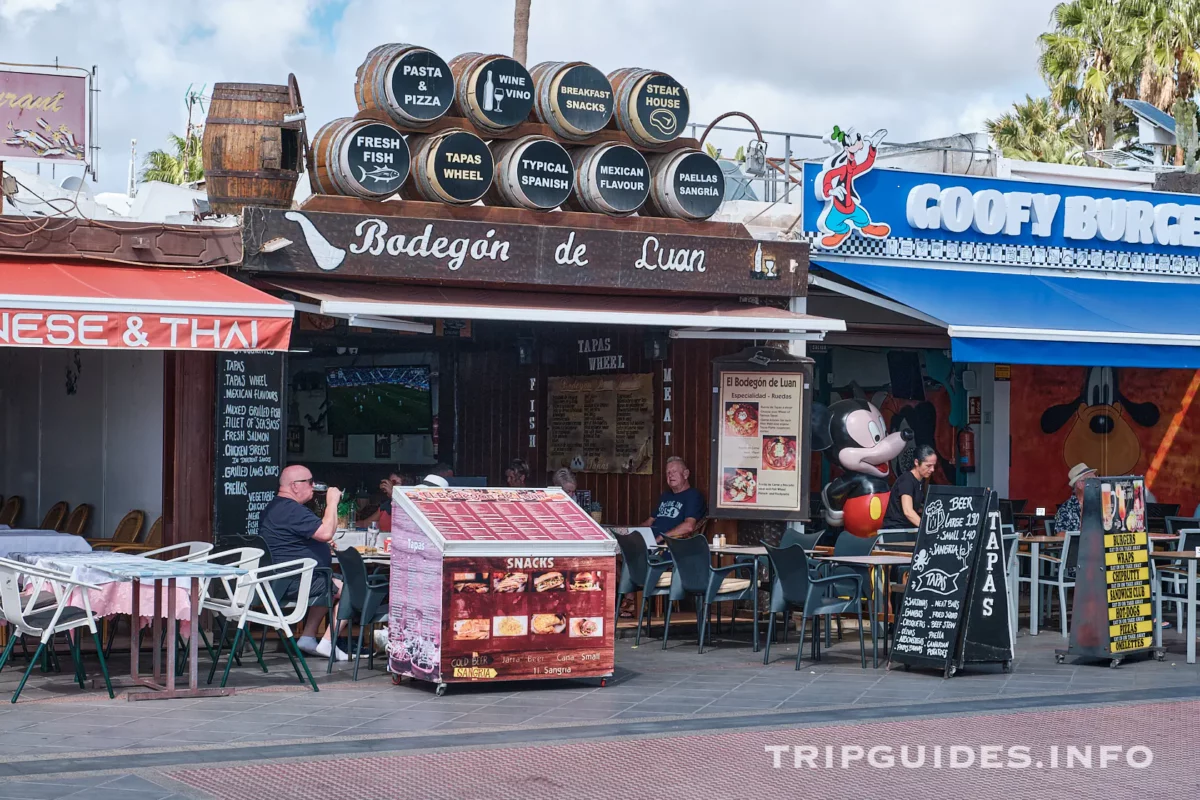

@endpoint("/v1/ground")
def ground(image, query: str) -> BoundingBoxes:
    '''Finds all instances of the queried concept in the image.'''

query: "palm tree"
[986,95,1087,163]
[513,0,531,65]
[140,132,203,184]
[1125,0,1200,110]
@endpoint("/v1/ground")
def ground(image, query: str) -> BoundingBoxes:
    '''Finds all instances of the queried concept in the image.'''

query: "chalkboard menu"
[958,494,1014,665]
[546,374,653,475]
[214,353,285,543]
[890,486,994,676]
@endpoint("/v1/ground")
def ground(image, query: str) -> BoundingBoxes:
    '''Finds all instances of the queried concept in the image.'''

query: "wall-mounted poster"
[711,348,813,521]
[546,374,653,474]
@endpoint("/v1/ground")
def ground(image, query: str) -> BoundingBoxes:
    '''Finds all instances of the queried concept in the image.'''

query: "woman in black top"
[881,444,937,529]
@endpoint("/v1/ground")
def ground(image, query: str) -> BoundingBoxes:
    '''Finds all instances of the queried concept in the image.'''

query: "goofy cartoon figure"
[814,126,891,249]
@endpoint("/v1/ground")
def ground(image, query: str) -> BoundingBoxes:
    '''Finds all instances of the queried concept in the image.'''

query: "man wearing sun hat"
[1054,462,1096,534]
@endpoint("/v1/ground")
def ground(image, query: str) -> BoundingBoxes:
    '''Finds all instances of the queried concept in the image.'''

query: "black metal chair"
[781,526,823,551]
[824,531,879,641]
[663,535,756,654]
[763,544,865,669]
[334,547,389,680]
[614,531,673,647]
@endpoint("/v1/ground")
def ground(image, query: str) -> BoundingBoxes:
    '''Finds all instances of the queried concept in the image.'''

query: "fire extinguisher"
[957,426,976,472]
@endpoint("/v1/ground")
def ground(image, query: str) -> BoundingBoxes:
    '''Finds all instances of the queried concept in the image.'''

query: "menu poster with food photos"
[388,508,445,683]
[440,555,616,681]
[714,370,806,516]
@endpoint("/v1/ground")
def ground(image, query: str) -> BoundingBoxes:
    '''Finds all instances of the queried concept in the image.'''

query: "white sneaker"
[374,629,389,653]
[296,635,321,655]
[315,637,349,662]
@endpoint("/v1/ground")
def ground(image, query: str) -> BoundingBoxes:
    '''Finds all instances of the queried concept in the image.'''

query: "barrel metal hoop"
[205,169,301,180]
[205,196,292,206]
[205,117,303,129]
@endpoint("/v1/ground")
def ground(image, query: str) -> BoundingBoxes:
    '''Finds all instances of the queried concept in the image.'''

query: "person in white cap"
[1054,462,1095,534]
[417,463,453,488]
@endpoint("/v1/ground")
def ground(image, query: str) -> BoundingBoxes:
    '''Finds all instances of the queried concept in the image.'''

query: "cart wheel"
[1156,651,1166,662]
[599,677,608,688]
[1055,654,1066,664]
[1001,661,1011,673]
[1109,659,1121,669]
[391,673,403,685]
[435,683,448,697]
[903,664,910,672]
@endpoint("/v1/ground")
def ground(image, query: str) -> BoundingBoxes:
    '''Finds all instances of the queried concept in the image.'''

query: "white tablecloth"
[0,530,92,559]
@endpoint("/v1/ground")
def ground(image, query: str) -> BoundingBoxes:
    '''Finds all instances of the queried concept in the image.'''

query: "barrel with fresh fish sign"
[565,142,649,216]
[529,61,614,141]
[309,118,410,200]
[403,128,495,205]
[643,149,725,220]
[486,135,574,211]
[608,67,690,147]
[449,52,535,134]
[355,43,455,129]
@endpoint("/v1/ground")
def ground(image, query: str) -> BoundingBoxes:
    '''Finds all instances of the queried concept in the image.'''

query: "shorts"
[271,569,333,608]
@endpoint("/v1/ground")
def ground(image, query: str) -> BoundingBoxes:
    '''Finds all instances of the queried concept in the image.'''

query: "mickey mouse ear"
[811,402,833,451]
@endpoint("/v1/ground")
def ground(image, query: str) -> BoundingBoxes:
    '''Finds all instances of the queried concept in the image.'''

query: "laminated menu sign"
[546,374,653,475]
[1100,477,1153,654]
[715,371,803,513]
[213,353,284,542]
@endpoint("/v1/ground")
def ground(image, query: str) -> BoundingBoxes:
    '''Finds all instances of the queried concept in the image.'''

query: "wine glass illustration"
[493,88,504,113]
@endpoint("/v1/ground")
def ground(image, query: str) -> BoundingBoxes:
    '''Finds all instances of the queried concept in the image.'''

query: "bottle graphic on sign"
[483,70,495,112]
[752,242,763,278]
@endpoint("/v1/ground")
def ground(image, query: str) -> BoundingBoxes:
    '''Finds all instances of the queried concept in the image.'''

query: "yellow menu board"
[1101,477,1153,654]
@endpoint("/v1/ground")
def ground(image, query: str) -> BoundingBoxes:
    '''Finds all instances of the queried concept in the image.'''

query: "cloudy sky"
[0,0,1060,193]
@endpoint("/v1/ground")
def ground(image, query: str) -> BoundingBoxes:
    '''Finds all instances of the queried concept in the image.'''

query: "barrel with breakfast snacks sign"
[386,486,618,695]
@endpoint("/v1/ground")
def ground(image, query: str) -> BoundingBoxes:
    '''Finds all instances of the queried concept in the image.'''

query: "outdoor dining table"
[0,530,92,559]
[813,553,912,668]
[1152,550,1200,664]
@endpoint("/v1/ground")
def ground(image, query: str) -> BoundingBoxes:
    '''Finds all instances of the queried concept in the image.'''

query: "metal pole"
[783,134,792,203]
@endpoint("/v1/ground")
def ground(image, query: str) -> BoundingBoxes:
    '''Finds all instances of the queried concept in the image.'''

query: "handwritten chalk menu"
[958,495,1014,666]
[715,371,803,513]
[214,353,284,542]
[546,374,653,475]
[890,486,990,675]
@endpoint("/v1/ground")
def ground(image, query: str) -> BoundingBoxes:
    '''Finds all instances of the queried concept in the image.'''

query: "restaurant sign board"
[242,207,806,298]
[0,309,292,351]
[0,66,88,164]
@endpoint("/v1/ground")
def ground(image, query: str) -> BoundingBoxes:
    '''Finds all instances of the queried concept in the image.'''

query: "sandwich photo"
[570,571,601,591]
[533,571,565,592]
[531,614,567,635]
[492,572,529,593]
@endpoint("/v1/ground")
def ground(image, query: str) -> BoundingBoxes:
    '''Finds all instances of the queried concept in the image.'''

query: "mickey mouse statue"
[813,398,913,537]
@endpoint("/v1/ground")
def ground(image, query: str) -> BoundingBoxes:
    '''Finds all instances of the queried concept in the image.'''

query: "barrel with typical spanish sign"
[486,135,574,211]
[404,128,495,205]
[608,67,690,147]
[565,142,649,216]
[309,118,410,200]
[529,61,614,140]
[643,149,725,220]
[355,43,455,128]
[449,52,535,134]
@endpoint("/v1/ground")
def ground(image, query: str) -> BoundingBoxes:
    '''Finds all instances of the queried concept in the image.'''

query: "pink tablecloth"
[67,581,195,637]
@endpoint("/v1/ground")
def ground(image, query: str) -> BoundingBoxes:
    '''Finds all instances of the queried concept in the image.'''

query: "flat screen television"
[326,366,432,436]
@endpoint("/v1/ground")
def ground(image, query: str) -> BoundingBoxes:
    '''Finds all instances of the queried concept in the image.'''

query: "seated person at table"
[362,471,405,532]
[261,465,348,661]
[880,445,937,530]
[505,458,530,487]
[642,456,707,543]
[416,463,454,488]
[552,467,578,500]
[1054,462,1095,534]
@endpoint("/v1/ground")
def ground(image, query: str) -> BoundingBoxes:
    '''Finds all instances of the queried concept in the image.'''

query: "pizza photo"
[761,435,798,471]
[724,402,759,438]
[722,467,758,503]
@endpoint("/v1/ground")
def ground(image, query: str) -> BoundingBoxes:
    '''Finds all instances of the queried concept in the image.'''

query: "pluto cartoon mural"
[1039,367,1160,476]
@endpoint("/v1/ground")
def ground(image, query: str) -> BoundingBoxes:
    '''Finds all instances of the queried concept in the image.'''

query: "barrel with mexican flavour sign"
[449,52,535,135]
[530,61,615,140]
[309,118,410,199]
[890,486,994,677]
[355,43,455,129]
[403,128,495,205]
[564,142,649,216]
[486,135,574,210]
[607,67,690,147]
[643,149,725,220]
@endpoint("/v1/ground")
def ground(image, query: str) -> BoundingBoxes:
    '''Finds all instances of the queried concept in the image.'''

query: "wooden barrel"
[608,67,690,147]
[643,149,725,220]
[202,83,302,214]
[403,128,494,205]
[529,61,614,140]
[355,43,455,129]
[449,52,535,135]
[309,118,410,200]
[485,135,573,211]
[564,142,649,216]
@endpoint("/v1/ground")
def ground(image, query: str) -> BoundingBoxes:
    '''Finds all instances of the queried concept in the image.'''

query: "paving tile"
[0,782,83,800]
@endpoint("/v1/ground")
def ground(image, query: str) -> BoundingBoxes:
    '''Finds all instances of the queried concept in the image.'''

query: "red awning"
[0,260,293,351]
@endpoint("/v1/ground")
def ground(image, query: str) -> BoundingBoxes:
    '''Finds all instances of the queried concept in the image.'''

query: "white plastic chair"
[0,556,114,702]
[206,558,320,691]
[1038,530,1079,637]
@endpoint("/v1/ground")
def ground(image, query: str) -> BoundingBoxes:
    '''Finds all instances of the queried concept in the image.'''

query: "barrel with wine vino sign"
[565,142,649,216]
[608,67,690,147]
[356,43,455,128]
[403,128,495,205]
[643,149,725,220]
[449,52,535,134]
[530,61,615,140]
[486,135,574,210]
[309,118,410,199]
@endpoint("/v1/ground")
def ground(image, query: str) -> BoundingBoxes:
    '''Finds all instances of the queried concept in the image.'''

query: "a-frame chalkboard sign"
[1055,475,1165,668]
[890,486,1013,677]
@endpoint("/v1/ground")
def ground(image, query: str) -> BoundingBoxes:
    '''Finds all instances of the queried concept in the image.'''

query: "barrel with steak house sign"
[529,61,615,141]
[356,43,455,129]
[309,118,410,199]
[643,149,726,220]
[402,128,495,205]
[486,135,574,211]
[449,52,535,135]
[565,142,649,216]
[608,67,690,147]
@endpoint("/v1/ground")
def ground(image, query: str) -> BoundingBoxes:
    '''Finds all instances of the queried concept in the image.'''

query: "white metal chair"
[1038,530,1079,637]
[189,547,265,672]
[206,558,320,691]
[0,556,114,703]
[1156,527,1200,629]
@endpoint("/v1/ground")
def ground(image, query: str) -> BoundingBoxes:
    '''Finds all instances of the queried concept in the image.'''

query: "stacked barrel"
[304,42,725,220]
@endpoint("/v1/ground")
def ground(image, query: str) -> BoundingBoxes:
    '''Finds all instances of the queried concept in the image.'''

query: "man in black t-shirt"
[880,444,937,530]
[643,457,707,542]
[260,464,347,661]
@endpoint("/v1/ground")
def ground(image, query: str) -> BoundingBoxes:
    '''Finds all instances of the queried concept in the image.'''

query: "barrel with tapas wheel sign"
[643,149,726,220]
[309,118,410,200]
[486,135,574,211]
[607,67,690,147]
[529,61,615,141]
[565,142,649,216]
[402,128,495,205]
[355,43,455,129]
[449,52,535,135]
